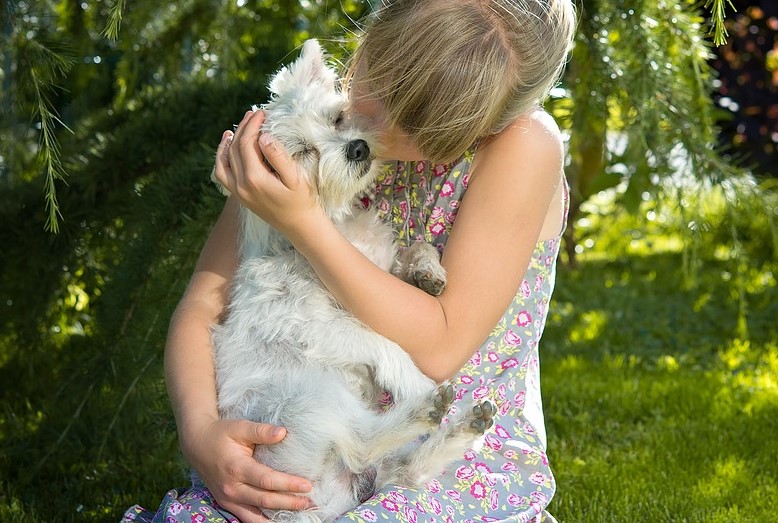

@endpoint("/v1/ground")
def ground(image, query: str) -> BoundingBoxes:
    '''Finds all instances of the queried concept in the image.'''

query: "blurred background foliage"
[0,0,776,521]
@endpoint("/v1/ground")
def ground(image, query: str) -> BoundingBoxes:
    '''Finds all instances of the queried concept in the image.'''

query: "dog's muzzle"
[347,140,370,163]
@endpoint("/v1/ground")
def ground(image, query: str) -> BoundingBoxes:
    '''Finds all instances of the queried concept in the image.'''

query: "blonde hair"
[347,0,576,162]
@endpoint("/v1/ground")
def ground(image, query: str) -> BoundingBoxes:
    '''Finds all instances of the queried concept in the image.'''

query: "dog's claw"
[414,270,446,297]
[428,383,455,425]
[469,400,496,434]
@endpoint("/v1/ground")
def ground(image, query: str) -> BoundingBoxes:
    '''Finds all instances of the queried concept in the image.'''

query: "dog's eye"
[334,111,344,127]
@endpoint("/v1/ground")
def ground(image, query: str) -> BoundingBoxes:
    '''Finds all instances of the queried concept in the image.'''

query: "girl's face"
[348,61,425,162]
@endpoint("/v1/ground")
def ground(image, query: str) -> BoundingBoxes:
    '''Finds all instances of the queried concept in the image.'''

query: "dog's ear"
[269,39,338,96]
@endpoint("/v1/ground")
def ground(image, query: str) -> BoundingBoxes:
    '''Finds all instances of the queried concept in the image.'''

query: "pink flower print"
[507,494,528,507]
[484,434,503,451]
[455,387,467,401]
[487,351,499,363]
[490,488,500,510]
[545,255,553,266]
[433,163,448,177]
[445,489,462,501]
[360,509,378,522]
[531,491,549,504]
[534,274,544,291]
[495,424,511,439]
[403,506,418,523]
[470,481,488,499]
[430,497,443,515]
[424,191,435,206]
[463,449,476,461]
[463,172,471,188]
[415,161,426,173]
[399,201,409,220]
[474,462,492,474]
[440,180,455,197]
[429,222,446,237]
[167,502,184,516]
[469,351,482,366]
[529,472,548,485]
[415,501,427,514]
[501,462,519,472]
[198,507,212,516]
[430,206,444,221]
[514,390,526,410]
[191,515,206,523]
[396,163,405,173]
[460,375,474,385]
[444,211,458,224]
[388,491,409,505]
[501,358,519,370]
[499,399,511,416]
[502,330,522,347]
[426,479,442,493]
[541,451,549,466]
[504,449,518,459]
[497,383,507,400]
[520,279,531,299]
[455,465,475,480]
[449,199,460,209]
[377,199,390,213]
[166,517,176,523]
[516,311,532,327]
[381,499,400,512]
[472,386,489,400]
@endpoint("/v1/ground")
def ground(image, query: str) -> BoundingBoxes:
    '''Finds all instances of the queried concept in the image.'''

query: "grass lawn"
[1,199,776,522]
[543,243,778,522]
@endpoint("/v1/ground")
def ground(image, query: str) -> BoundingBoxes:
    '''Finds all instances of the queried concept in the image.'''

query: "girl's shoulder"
[472,108,564,184]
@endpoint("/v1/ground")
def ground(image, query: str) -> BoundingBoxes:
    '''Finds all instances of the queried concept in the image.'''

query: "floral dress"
[122,147,566,523]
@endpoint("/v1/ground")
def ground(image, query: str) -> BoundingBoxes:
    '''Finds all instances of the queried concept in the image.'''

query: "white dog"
[212,40,494,523]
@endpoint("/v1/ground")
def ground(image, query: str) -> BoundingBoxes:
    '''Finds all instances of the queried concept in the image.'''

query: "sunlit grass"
[542,200,777,521]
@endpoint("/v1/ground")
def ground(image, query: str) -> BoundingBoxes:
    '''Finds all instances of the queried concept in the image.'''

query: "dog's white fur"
[212,40,489,523]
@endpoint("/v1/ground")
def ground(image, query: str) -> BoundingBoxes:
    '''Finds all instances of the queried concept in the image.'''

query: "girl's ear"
[268,39,338,97]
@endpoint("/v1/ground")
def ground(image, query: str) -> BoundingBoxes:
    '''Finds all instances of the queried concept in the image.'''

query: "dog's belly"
[213,249,381,417]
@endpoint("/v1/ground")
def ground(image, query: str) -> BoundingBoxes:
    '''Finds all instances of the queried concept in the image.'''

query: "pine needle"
[103,0,126,41]
[704,0,736,46]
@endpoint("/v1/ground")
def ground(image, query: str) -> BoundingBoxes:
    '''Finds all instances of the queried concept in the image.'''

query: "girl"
[123,1,576,522]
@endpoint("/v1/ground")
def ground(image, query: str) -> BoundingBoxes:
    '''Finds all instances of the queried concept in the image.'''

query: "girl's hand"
[213,109,325,236]
[182,417,314,523]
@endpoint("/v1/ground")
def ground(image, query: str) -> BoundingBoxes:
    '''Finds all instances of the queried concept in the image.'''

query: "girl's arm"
[219,111,564,383]
[166,130,313,522]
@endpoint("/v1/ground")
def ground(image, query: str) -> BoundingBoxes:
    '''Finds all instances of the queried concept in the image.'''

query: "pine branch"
[704,0,736,46]
[103,0,126,40]
[21,39,75,232]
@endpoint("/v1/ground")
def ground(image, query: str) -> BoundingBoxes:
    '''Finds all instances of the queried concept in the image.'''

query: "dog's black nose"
[346,140,370,162]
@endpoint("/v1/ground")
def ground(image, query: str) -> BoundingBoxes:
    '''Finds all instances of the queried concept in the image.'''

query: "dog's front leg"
[392,241,447,297]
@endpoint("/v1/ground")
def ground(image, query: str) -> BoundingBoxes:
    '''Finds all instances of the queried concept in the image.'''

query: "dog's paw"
[468,401,496,434]
[414,270,446,297]
[428,383,455,425]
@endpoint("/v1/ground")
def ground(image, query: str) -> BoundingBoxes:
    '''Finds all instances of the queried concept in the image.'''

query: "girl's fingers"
[258,133,299,190]
[237,111,268,178]
[213,130,234,191]
[229,109,257,179]
[228,503,270,523]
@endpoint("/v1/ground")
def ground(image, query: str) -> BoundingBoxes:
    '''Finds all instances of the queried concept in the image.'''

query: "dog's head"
[262,39,378,219]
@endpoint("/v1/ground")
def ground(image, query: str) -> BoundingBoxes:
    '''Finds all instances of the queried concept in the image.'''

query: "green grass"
[542,241,778,521]
[1,171,776,521]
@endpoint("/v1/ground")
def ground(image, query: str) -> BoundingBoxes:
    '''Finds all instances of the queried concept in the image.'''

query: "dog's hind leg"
[375,398,496,488]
